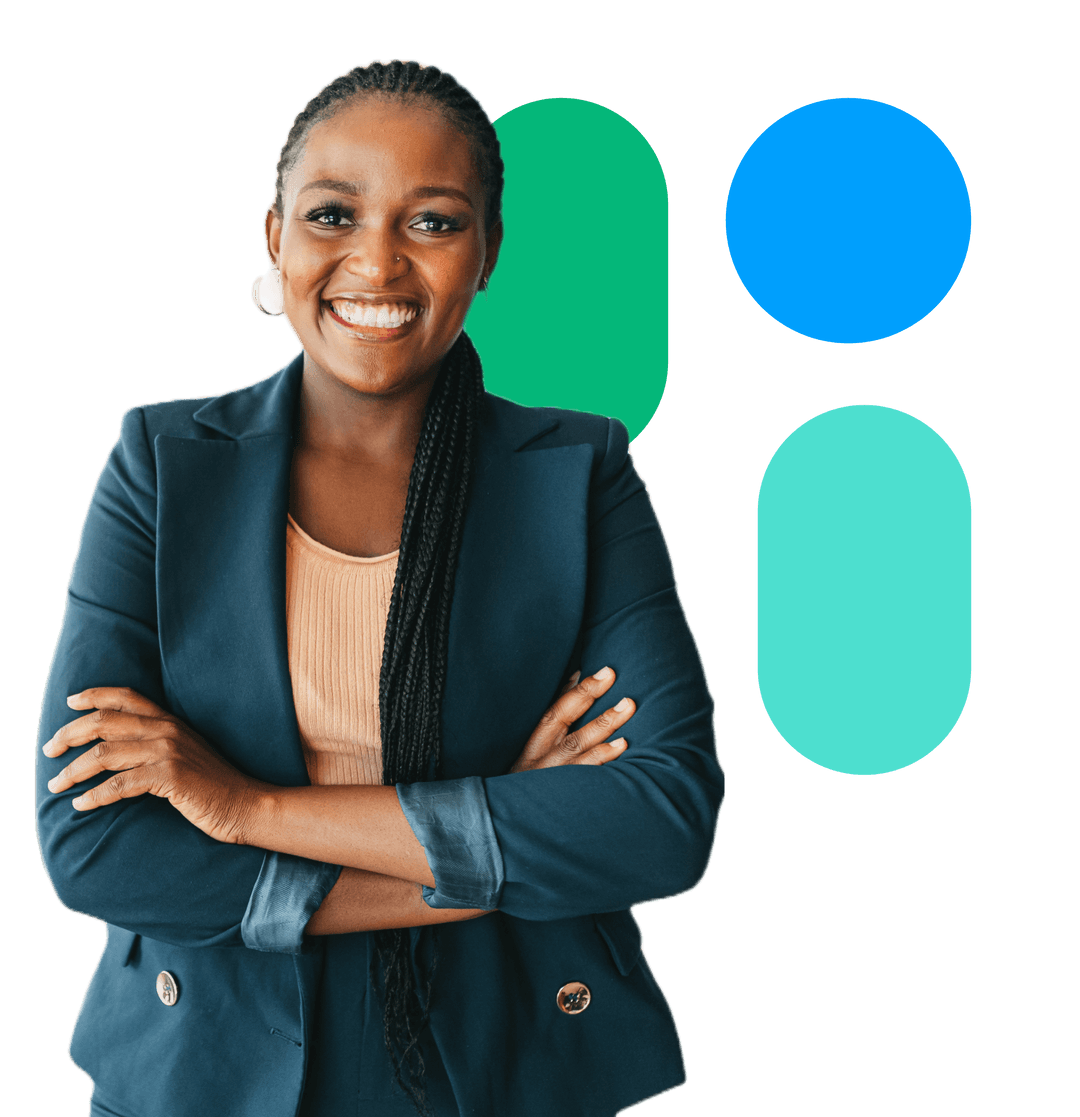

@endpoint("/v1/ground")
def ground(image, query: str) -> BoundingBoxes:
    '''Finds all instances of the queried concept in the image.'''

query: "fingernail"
[610,738,627,750]
[592,666,614,681]
[66,696,78,707]
[614,697,630,712]
[72,796,84,809]
[569,671,581,686]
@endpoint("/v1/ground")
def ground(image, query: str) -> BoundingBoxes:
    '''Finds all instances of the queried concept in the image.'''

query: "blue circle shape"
[726,98,971,343]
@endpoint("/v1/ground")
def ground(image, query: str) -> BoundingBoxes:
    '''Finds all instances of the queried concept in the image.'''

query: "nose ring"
[393,254,401,264]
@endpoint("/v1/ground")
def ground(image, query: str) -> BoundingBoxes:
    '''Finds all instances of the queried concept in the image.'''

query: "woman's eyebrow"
[299,178,363,196]
[411,185,474,208]
[297,179,473,208]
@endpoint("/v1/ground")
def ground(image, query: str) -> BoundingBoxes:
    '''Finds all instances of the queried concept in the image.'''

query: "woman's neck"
[296,353,439,463]
[288,354,440,557]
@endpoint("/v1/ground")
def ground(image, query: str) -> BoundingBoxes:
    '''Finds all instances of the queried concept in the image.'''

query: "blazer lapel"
[440,397,595,778]
[153,354,598,788]
[155,356,309,787]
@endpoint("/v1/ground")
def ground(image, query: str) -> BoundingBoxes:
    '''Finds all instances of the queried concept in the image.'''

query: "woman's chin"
[304,344,440,401]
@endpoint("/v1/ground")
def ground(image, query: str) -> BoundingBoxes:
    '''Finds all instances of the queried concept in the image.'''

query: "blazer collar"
[191,353,304,440]
[188,346,562,453]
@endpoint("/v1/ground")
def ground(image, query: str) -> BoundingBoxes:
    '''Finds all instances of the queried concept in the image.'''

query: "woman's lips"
[324,298,422,339]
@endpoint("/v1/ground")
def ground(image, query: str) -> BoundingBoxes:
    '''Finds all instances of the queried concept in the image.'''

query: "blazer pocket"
[594,909,642,977]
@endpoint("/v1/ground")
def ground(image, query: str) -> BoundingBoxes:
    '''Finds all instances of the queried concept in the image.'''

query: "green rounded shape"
[758,406,971,774]
[466,98,667,440]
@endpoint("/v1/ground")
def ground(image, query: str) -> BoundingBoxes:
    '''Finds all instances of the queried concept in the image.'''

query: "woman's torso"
[40,362,707,1117]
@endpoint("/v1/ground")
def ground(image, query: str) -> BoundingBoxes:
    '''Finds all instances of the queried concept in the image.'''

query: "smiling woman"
[35,60,722,1117]
[271,95,500,415]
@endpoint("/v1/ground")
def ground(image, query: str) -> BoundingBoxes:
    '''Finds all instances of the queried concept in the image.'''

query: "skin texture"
[44,98,636,934]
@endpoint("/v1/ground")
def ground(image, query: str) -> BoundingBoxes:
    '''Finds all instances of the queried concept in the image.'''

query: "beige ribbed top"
[284,514,399,786]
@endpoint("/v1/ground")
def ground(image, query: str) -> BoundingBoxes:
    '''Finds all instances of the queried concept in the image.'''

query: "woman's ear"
[265,209,282,265]
[482,219,504,286]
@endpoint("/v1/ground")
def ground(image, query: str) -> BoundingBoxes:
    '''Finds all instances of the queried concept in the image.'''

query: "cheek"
[290,254,330,278]
[426,252,483,316]
[280,239,337,294]
[428,291,476,340]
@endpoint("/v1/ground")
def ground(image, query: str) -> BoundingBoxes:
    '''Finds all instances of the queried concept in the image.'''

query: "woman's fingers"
[70,769,150,810]
[41,696,256,842]
[557,696,636,759]
[47,736,159,795]
[569,738,628,766]
[510,667,617,772]
[43,697,171,759]
[43,711,162,758]
[45,691,186,809]
[66,686,165,716]
[542,666,617,734]
[509,667,637,773]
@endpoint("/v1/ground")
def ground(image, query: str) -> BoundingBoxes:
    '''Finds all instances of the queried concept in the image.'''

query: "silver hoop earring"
[252,266,284,316]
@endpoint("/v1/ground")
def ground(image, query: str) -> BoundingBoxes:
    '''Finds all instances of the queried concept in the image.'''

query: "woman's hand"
[509,666,635,773]
[43,687,263,845]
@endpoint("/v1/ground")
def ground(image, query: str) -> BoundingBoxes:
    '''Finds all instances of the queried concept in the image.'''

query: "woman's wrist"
[231,782,436,886]
[233,782,281,849]
[305,865,491,936]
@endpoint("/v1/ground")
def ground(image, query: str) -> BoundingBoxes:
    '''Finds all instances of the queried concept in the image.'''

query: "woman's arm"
[46,667,634,898]
[42,407,715,935]
[477,417,723,920]
[37,409,450,947]
[257,417,720,926]
[390,417,722,922]
[36,409,268,948]
[304,868,488,935]
[243,664,632,871]
[279,665,629,938]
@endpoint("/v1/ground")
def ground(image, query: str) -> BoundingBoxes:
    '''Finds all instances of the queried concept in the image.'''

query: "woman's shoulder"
[481,391,629,460]
[120,357,303,445]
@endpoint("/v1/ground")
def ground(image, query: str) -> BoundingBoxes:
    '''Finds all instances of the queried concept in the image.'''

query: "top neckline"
[286,514,400,565]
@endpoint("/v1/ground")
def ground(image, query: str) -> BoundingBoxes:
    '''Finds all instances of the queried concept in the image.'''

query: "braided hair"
[274,59,503,229]
[274,63,503,1115]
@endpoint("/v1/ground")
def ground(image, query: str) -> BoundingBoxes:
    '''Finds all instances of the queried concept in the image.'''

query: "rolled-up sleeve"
[241,853,342,953]
[397,777,504,910]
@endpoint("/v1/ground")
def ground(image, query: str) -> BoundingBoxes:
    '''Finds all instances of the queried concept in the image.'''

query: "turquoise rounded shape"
[758,406,970,774]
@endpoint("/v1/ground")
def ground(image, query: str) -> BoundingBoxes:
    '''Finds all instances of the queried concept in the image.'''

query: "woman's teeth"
[330,301,419,328]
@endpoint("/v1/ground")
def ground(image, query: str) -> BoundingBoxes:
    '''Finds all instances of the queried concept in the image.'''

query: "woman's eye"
[410,213,461,235]
[303,206,354,227]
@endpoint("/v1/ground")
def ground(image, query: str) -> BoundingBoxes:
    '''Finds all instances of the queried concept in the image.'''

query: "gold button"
[556,981,591,1015]
[156,971,179,1006]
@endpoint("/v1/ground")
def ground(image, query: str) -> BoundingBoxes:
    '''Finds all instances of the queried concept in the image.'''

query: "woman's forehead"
[288,98,482,204]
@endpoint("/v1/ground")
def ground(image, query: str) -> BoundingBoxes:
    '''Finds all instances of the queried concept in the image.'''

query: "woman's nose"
[344,227,408,284]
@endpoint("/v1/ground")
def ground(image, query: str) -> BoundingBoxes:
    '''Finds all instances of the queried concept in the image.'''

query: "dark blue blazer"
[36,354,723,1117]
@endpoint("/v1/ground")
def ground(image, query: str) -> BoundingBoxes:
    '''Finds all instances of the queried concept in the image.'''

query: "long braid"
[274,62,501,1116]
[374,334,483,1113]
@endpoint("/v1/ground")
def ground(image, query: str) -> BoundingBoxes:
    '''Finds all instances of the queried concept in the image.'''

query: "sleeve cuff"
[397,776,504,910]
[241,852,342,953]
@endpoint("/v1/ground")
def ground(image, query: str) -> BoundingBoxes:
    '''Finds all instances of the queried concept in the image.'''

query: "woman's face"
[268,96,500,398]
